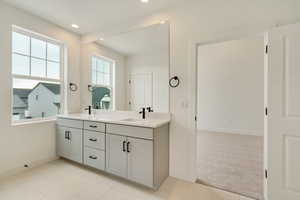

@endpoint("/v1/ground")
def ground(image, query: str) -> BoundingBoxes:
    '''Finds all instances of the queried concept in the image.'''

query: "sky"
[13,78,59,89]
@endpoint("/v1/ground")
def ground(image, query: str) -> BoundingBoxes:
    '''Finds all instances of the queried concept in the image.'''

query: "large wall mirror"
[82,22,170,113]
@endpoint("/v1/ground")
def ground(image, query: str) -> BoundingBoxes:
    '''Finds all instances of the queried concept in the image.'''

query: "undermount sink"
[120,118,145,122]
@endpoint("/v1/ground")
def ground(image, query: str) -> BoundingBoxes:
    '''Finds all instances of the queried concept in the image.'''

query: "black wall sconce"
[69,83,78,92]
[169,76,180,88]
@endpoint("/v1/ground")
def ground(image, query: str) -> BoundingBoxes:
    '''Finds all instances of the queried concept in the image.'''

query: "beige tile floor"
[0,159,254,200]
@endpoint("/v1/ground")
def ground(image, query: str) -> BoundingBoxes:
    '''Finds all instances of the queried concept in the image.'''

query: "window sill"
[11,117,57,126]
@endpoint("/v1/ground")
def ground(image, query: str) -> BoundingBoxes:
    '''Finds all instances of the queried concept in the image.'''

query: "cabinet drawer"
[84,130,105,150]
[106,124,153,140]
[84,147,105,170]
[84,121,105,132]
[57,118,83,129]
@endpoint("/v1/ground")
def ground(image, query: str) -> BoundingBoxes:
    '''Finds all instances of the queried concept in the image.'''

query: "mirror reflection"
[89,23,170,112]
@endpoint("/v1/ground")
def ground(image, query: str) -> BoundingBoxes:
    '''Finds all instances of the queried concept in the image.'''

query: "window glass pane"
[104,74,110,85]
[12,32,30,55]
[92,87,111,110]
[96,72,104,85]
[47,61,60,79]
[47,43,60,62]
[12,54,30,75]
[31,38,46,59]
[31,58,46,77]
[97,60,105,72]
[104,61,110,73]
[12,78,61,121]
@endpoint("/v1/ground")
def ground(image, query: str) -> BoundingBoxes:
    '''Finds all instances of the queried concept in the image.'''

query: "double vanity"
[56,112,170,189]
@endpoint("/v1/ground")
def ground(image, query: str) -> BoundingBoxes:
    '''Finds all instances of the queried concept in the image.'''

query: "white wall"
[80,42,126,111]
[126,52,169,112]
[0,2,81,177]
[197,37,264,136]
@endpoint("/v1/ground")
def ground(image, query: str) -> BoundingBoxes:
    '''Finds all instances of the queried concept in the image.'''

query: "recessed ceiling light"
[141,0,149,3]
[71,24,79,29]
[99,38,104,41]
[160,20,166,24]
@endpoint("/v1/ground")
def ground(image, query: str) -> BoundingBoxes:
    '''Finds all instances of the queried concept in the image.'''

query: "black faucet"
[139,108,146,119]
[85,105,92,115]
[146,107,154,112]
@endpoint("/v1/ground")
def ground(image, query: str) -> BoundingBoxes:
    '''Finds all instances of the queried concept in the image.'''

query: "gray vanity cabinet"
[105,134,128,178]
[127,137,153,187]
[56,126,83,163]
[105,133,154,187]
[56,117,169,189]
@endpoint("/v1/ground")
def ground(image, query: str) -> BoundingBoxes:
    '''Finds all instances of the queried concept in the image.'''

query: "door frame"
[190,32,268,199]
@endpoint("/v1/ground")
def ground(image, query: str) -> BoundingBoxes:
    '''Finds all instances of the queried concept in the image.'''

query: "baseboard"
[0,156,59,180]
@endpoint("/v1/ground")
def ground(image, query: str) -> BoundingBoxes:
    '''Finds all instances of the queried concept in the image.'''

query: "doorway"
[195,36,265,200]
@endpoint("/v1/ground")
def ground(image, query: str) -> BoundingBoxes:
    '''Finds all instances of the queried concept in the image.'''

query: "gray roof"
[13,89,31,98]
[32,82,60,95]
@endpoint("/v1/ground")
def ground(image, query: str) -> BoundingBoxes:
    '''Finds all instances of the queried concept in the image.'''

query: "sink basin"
[120,118,145,122]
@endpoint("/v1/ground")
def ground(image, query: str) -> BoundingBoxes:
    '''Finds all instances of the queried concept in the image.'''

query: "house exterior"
[12,89,31,120]
[28,83,60,118]
[92,87,111,109]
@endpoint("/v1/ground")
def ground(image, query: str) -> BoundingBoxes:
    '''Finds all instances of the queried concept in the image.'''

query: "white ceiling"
[2,0,185,35]
[98,23,169,56]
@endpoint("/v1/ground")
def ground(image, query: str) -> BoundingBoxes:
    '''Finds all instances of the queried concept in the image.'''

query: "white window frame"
[11,26,65,125]
[91,55,115,110]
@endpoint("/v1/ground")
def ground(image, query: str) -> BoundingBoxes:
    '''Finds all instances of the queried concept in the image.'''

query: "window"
[12,28,63,122]
[91,56,114,110]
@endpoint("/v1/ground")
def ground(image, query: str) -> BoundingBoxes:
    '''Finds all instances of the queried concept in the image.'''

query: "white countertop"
[57,111,171,128]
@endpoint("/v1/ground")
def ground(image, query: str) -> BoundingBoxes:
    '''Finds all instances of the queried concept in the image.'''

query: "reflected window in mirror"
[91,56,114,110]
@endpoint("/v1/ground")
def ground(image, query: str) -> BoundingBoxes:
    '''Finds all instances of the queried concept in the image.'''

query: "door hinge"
[265,45,269,54]
[265,107,268,116]
[265,169,268,179]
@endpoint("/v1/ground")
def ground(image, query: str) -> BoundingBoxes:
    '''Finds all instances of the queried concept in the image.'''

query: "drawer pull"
[89,155,98,160]
[89,138,97,142]
[89,125,98,128]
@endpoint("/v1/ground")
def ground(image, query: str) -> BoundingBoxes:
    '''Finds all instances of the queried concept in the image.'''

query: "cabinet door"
[56,126,71,158]
[68,128,83,163]
[106,134,127,178]
[127,137,153,187]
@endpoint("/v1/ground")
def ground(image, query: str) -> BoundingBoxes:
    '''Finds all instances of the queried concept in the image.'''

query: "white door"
[105,134,128,178]
[268,22,300,200]
[68,128,83,163]
[129,73,153,111]
[127,137,153,187]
